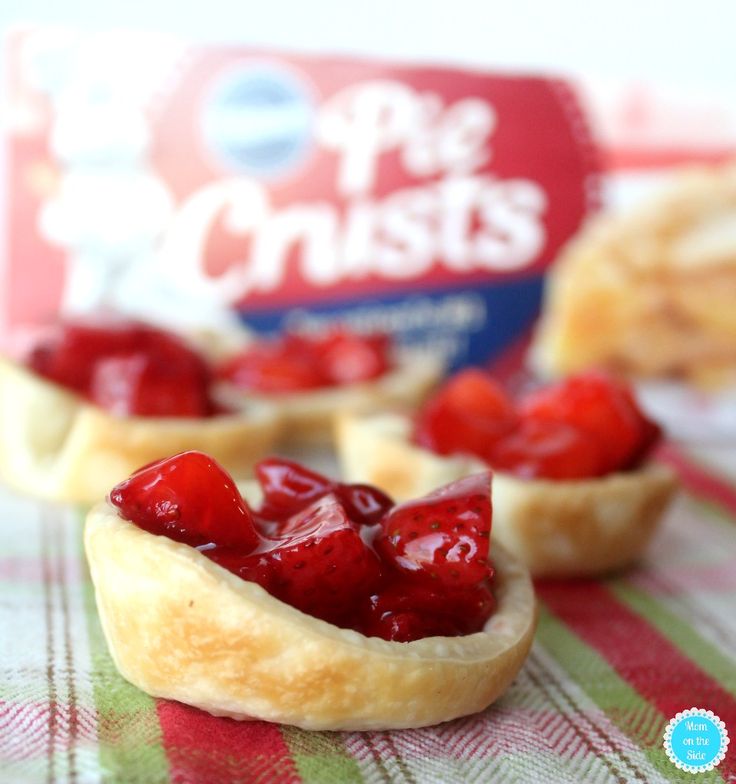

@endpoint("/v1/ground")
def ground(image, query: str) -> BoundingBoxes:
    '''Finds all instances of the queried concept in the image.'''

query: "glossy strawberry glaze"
[110,452,496,642]
[414,370,660,480]
[26,316,218,418]
[217,329,392,393]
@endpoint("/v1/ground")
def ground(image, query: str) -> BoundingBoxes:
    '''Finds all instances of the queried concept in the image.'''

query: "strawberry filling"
[413,370,660,480]
[217,329,392,393]
[109,452,496,642]
[25,316,218,418]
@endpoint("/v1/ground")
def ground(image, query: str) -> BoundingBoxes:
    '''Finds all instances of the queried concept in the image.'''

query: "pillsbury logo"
[663,708,729,773]
[202,63,314,177]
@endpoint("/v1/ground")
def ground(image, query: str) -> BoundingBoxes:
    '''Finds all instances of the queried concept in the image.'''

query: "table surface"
[1,442,735,784]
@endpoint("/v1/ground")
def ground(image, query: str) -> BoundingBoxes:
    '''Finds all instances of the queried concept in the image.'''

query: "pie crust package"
[335,412,677,578]
[216,350,444,447]
[0,356,279,504]
[532,162,736,389]
[85,497,536,731]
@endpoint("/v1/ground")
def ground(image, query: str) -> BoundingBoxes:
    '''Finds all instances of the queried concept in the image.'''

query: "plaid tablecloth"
[1,443,735,784]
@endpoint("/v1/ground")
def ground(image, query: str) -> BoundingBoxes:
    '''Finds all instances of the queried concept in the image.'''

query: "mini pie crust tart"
[532,162,736,388]
[335,412,678,578]
[0,356,279,504]
[216,351,443,447]
[85,501,536,731]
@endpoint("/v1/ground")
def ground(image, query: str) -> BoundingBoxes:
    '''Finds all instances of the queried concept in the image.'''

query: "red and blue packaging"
[2,30,601,371]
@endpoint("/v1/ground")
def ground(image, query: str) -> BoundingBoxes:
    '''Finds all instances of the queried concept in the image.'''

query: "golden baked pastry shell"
[0,357,280,504]
[85,503,536,731]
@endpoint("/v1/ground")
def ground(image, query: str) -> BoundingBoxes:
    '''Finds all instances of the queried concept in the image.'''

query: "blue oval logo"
[202,64,314,178]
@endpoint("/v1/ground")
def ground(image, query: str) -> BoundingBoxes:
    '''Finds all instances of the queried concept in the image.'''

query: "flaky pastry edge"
[531,162,736,386]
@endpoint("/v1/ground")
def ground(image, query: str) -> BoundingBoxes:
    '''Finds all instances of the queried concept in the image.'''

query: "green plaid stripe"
[611,582,736,698]
[283,729,363,783]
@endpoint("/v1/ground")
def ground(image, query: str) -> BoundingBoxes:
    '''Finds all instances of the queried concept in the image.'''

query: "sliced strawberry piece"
[131,329,213,417]
[316,330,391,385]
[376,472,493,587]
[90,353,211,418]
[255,457,394,527]
[26,317,215,418]
[520,372,658,472]
[357,578,496,641]
[27,316,144,393]
[210,494,382,624]
[337,483,394,527]
[219,329,392,392]
[255,458,333,521]
[359,610,446,642]
[414,369,518,459]
[218,342,324,393]
[489,417,606,480]
[109,451,259,550]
